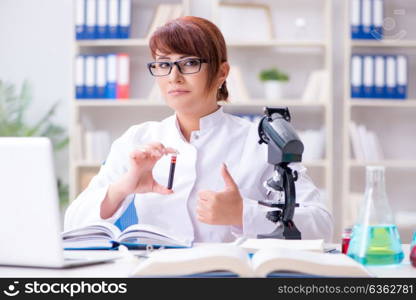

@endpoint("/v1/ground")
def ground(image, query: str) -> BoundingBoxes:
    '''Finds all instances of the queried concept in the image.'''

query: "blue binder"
[75,55,86,99]
[96,0,108,39]
[85,55,96,98]
[106,54,117,98]
[372,0,384,39]
[362,55,374,98]
[95,55,107,98]
[396,55,407,99]
[385,55,397,99]
[118,0,131,39]
[85,0,97,39]
[361,0,372,39]
[108,0,119,38]
[351,55,363,98]
[373,55,385,98]
[75,0,86,40]
[351,0,361,39]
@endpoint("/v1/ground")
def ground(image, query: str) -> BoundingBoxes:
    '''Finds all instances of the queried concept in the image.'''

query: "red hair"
[149,16,229,101]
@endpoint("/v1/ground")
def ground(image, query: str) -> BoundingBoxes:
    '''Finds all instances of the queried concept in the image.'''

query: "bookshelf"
[211,0,334,214]
[70,0,334,237]
[342,0,416,242]
[70,0,191,201]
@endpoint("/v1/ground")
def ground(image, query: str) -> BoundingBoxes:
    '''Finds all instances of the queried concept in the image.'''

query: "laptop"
[0,137,120,268]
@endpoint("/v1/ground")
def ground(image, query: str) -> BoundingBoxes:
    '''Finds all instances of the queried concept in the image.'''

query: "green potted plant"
[0,80,69,208]
[259,68,289,100]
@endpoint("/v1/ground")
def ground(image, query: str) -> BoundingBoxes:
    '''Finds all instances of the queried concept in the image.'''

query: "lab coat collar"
[173,106,225,139]
[198,105,225,131]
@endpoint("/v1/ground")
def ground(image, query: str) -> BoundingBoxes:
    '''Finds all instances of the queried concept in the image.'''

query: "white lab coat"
[64,106,333,242]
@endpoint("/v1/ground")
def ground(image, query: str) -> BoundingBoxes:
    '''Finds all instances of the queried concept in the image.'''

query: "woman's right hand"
[118,142,178,196]
[100,142,177,219]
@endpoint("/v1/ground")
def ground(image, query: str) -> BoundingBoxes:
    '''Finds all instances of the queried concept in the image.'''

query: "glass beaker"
[347,166,404,265]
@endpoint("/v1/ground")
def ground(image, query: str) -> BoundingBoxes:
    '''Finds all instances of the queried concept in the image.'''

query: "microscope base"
[257,222,302,240]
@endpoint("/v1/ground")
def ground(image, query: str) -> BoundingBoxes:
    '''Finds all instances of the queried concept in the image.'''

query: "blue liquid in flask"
[348,224,404,266]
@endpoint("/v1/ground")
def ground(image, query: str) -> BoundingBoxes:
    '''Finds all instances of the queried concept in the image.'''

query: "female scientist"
[64,16,333,242]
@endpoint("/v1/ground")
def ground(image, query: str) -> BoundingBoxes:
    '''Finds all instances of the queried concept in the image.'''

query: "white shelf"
[351,39,416,48]
[349,99,416,107]
[75,99,165,107]
[349,160,416,169]
[76,39,149,47]
[76,39,327,48]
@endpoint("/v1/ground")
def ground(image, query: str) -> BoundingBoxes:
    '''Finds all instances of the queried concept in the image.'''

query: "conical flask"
[347,166,404,265]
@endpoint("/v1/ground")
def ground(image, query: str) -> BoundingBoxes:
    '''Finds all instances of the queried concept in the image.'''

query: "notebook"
[62,221,193,250]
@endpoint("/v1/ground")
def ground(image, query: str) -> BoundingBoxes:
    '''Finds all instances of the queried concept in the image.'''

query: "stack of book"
[302,70,329,103]
[349,121,384,162]
[351,55,407,99]
[350,0,383,40]
[76,54,130,99]
[76,0,131,39]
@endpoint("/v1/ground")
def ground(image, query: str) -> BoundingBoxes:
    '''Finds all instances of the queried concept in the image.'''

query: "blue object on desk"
[114,196,138,231]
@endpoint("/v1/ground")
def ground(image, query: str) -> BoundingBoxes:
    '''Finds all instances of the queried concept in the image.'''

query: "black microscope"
[257,107,304,240]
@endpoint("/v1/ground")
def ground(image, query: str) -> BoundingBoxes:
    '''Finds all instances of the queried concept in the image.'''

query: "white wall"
[0,0,73,183]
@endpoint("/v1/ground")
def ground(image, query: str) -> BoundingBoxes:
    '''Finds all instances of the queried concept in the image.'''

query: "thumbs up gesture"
[196,163,243,226]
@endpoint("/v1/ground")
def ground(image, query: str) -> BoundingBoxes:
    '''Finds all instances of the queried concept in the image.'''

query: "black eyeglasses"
[147,57,208,77]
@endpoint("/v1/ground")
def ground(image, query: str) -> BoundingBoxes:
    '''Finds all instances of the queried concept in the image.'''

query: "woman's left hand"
[196,163,243,226]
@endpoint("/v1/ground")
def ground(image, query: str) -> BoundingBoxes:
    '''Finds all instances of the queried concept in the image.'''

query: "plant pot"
[264,81,283,100]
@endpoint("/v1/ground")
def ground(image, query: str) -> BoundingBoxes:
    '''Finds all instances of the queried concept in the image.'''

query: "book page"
[251,248,371,277]
[119,223,192,247]
[62,220,121,240]
[130,245,254,277]
[237,238,324,253]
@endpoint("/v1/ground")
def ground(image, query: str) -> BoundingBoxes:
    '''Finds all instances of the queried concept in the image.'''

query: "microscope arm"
[281,165,302,239]
[281,164,297,224]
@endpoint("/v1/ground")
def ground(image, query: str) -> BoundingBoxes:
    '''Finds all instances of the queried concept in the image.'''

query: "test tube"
[167,154,177,190]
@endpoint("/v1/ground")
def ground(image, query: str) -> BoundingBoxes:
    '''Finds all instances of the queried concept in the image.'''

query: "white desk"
[0,250,144,278]
[0,245,414,278]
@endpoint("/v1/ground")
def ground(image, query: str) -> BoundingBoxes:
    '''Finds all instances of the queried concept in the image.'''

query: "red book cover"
[116,53,130,99]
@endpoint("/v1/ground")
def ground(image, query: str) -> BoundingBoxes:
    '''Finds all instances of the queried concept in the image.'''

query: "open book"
[234,237,324,253]
[62,221,192,250]
[131,245,372,277]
